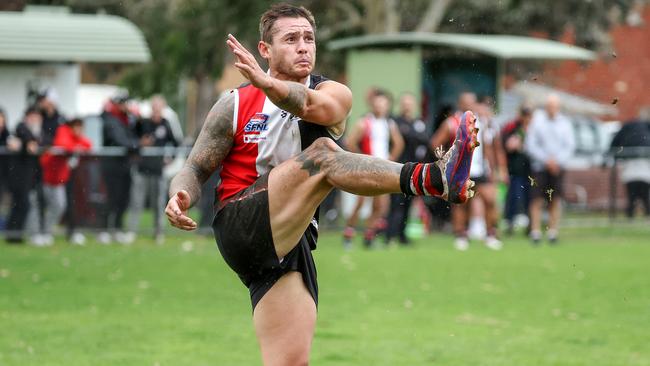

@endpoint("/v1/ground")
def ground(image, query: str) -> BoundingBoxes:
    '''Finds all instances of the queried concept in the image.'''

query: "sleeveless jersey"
[217,74,337,201]
[448,112,490,178]
[358,114,392,160]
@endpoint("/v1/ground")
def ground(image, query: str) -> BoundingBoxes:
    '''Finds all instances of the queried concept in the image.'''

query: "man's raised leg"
[268,110,480,258]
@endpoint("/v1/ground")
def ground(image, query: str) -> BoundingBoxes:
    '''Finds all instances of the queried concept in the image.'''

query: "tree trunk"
[187,74,217,138]
[361,0,386,33]
[385,0,400,33]
[416,0,454,33]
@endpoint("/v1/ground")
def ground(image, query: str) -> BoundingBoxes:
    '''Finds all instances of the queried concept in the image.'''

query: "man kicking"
[165,3,478,366]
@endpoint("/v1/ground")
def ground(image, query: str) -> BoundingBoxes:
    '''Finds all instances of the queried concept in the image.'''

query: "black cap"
[111,91,131,104]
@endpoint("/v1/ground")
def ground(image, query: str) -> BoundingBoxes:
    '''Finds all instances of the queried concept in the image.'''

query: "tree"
[313,0,635,52]
[119,0,273,134]
[24,0,636,133]
[33,0,272,134]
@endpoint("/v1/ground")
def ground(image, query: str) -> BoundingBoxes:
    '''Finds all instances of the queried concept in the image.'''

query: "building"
[0,5,150,129]
[328,32,596,122]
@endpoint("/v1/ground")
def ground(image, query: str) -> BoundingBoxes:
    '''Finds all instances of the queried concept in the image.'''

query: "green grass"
[1,225,649,366]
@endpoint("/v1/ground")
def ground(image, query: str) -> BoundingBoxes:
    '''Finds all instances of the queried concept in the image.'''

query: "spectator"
[126,95,179,244]
[525,94,575,244]
[38,118,92,245]
[501,106,533,235]
[431,92,505,251]
[386,92,429,245]
[5,107,43,244]
[610,108,650,218]
[620,157,650,218]
[0,108,14,230]
[36,88,66,146]
[98,92,139,244]
[342,89,404,248]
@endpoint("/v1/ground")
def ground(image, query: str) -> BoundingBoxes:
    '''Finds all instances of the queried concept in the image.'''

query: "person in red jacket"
[39,118,92,245]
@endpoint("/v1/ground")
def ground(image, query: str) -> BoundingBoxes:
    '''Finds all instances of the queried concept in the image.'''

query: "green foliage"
[1,225,649,365]
[119,0,273,99]
[437,0,632,50]
[23,0,635,109]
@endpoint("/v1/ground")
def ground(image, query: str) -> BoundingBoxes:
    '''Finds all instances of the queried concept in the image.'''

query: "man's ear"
[258,41,270,60]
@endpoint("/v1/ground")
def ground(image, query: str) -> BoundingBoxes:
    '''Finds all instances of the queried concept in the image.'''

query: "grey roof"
[512,81,618,117]
[0,6,150,63]
[328,32,596,61]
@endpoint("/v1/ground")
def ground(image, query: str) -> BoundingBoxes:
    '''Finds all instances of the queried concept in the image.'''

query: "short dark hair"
[25,106,40,116]
[259,3,316,44]
[373,88,393,104]
[520,106,532,116]
[66,117,84,126]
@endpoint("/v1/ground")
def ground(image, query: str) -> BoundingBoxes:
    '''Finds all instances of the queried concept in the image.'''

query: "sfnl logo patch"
[243,113,269,143]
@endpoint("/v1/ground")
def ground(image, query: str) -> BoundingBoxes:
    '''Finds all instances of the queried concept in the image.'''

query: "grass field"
[1,224,649,366]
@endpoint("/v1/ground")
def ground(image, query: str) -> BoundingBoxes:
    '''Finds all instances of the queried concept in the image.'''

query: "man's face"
[25,112,42,126]
[546,97,560,118]
[117,101,129,113]
[151,99,165,121]
[71,123,83,136]
[400,95,416,118]
[458,93,477,112]
[260,17,316,79]
[372,95,391,117]
[43,98,56,111]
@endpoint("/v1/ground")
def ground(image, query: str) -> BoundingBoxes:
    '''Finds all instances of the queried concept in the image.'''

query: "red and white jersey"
[358,114,392,160]
[218,74,338,201]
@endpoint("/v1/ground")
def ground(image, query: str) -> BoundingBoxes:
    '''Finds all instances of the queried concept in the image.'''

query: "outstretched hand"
[226,34,273,90]
[165,190,197,231]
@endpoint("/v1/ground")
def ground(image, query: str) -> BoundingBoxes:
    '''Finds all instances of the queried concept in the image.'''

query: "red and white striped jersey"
[357,114,392,160]
[217,74,338,201]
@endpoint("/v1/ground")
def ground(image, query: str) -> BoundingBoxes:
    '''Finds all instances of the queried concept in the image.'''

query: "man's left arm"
[227,34,351,131]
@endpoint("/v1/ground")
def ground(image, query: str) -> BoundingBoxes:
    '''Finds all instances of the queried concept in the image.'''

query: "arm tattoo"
[271,81,308,117]
[169,91,235,207]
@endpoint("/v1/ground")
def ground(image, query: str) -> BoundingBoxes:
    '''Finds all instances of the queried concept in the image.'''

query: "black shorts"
[530,170,565,201]
[212,173,318,310]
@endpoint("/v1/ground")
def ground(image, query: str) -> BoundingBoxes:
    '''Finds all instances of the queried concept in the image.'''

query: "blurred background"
[1,0,649,245]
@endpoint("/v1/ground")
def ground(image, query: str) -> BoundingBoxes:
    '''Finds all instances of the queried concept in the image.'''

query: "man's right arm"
[169,91,235,207]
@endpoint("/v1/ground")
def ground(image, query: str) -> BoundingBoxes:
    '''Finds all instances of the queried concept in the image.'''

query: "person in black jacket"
[36,88,66,147]
[501,106,532,235]
[5,107,43,244]
[0,108,14,231]
[610,109,650,218]
[126,95,179,243]
[97,93,139,244]
[386,93,430,245]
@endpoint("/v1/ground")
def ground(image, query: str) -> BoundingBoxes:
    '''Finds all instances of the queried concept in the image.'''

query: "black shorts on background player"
[530,170,564,201]
[212,173,318,309]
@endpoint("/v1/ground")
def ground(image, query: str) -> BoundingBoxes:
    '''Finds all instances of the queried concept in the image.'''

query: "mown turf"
[1,224,649,365]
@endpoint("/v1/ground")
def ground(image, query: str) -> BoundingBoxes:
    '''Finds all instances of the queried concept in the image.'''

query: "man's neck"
[270,69,308,84]
[402,113,414,121]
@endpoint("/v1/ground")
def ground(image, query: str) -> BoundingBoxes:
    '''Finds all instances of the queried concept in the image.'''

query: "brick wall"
[543,6,650,121]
